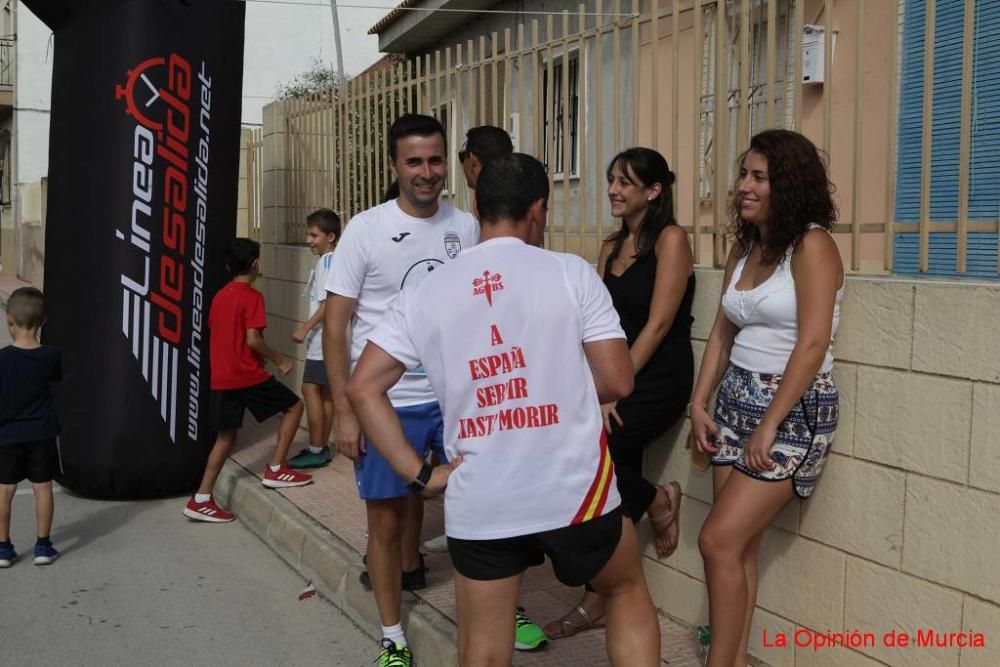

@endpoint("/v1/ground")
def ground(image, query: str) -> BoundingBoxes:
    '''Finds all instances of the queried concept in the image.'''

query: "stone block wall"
[644,272,1000,666]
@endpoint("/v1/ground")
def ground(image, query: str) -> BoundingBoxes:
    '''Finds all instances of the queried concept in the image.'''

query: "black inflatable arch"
[32,0,245,497]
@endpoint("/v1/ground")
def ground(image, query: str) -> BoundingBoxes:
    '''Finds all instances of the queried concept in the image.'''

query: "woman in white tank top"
[688,130,845,667]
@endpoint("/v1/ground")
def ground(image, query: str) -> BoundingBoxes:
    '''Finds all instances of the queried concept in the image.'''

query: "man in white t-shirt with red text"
[347,153,661,666]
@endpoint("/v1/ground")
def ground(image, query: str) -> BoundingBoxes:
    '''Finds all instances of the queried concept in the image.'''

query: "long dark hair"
[605,147,677,267]
[730,129,837,264]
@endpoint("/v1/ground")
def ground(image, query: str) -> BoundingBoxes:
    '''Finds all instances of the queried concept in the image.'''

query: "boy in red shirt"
[184,238,311,523]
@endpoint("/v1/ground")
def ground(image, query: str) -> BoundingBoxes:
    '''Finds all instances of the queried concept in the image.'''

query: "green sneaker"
[378,638,412,667]
[288,446,332,469]
[514,606,548,651]
[697,624,711,657]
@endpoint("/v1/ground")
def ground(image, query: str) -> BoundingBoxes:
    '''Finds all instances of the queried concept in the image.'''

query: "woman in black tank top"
[544,147,695,640]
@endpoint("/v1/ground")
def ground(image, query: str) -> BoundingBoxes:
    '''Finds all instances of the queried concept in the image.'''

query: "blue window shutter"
[893,0,1000,278]
[894,233,1000,278]
[970,2,1000,220]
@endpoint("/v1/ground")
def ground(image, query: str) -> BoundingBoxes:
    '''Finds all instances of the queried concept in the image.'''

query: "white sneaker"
[422,533,448,552]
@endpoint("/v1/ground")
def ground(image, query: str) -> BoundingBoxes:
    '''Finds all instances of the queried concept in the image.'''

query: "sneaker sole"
[34,555,58,565]
[183,508,235,523]
[0,560,12,568]
[287,461,331,469]
[261,478,313,489]
[514,640,548,651]
[358,570,427,592]
[422,540,448,553]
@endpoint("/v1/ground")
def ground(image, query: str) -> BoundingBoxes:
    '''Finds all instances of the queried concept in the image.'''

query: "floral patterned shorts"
[711,364,838,498]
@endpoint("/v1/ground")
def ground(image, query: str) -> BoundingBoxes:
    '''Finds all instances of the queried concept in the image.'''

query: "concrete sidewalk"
[217,417,706,666]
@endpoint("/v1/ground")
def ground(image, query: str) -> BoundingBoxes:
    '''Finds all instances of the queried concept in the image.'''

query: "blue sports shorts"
[354,401,446,501]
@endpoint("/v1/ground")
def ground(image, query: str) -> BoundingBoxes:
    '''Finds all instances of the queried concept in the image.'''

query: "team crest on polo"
[444,231,462,259]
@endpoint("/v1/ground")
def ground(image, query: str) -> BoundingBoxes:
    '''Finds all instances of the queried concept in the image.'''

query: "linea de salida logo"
[114,54,214,442]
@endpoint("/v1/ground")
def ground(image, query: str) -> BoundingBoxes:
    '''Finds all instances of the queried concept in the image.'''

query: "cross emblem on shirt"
[472,270,504,306]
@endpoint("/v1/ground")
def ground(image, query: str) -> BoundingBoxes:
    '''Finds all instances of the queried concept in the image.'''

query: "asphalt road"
[2,486,377,666]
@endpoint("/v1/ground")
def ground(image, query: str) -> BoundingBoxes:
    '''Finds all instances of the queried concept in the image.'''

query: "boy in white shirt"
[289,209,340,468]
[347,153,661,666]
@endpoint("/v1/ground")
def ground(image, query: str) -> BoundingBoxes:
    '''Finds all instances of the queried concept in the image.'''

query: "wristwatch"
[407,462,433,494]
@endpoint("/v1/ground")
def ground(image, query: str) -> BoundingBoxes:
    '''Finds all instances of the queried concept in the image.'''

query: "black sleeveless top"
[604,247,695,420]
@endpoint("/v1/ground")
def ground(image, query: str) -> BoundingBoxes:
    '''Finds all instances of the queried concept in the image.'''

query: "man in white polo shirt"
[347,153,661,666]
[323,114,478,667]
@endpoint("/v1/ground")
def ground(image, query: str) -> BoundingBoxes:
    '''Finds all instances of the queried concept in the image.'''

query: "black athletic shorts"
[210,376,300,431]
[447,508,623,587]
[0,439,60,484]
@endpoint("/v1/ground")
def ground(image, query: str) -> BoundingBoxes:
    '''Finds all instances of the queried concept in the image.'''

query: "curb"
[216,459,460,666]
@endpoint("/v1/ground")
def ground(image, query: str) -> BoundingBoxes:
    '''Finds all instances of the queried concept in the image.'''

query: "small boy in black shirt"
[0,287,61,567]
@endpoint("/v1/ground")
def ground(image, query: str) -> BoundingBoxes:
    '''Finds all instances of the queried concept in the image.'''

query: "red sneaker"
[262,465,313,489]
[183,497,235,523]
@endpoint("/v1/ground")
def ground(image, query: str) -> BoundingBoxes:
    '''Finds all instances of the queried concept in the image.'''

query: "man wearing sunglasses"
[458,125,514,190]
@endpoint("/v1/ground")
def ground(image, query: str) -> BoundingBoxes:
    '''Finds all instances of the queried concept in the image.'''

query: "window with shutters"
[893,0,1000,278]
[540,52,580,177]
[475,59,506,128]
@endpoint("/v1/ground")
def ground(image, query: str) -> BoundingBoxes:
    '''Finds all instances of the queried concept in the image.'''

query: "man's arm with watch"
[346,341,458,496]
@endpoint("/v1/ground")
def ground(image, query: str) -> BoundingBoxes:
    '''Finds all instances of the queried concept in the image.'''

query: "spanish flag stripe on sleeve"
[571,430,615,524]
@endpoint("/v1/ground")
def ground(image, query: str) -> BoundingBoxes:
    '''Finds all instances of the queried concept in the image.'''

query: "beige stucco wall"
[15,177,44,287]
[1,178,45,285]
[261,101,289,245]
[255,100,319,421]
[633,0,896,274]
[255,243,314,394]
[0,205,13,276]
[237,127,252,239]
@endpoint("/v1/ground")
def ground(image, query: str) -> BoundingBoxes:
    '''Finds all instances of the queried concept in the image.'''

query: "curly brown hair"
[729,129,837,263]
